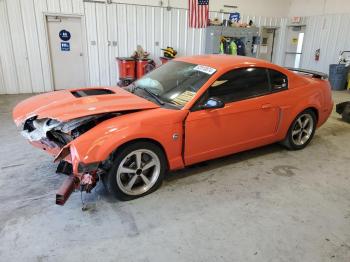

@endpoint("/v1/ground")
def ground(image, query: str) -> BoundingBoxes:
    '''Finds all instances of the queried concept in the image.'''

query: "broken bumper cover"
[55,145,100,205]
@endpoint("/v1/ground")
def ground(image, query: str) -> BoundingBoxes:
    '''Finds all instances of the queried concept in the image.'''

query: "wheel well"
[305,107,319,123]
[282,106,320,141]
[112,138,169,169]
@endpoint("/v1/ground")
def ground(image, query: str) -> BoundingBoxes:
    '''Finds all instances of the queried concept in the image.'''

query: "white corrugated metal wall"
[300,14,350,74]
[0,0,287,94]
[85,3,288,87]
[0,0,85,94]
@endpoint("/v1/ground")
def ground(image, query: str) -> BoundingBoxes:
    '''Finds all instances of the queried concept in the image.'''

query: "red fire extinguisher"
[315,49,320,61]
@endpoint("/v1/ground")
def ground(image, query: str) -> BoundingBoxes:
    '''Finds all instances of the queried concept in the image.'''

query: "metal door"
[184,95,279,166]
[258,27,277,62]
[47,15,86,90]
[284,26,306,68]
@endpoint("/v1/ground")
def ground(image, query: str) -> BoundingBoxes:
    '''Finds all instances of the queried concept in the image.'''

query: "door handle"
[261,103,272,109]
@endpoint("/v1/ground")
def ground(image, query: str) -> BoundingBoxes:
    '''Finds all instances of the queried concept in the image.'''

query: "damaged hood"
[13,86,159,125]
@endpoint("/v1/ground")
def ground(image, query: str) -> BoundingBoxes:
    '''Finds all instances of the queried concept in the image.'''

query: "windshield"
[130,61,215,108]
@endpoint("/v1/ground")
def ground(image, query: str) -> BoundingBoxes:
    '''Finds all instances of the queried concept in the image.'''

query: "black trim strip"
[285,67,328,79]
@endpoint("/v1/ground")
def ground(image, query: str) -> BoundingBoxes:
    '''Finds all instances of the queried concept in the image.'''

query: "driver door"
[184,67,280,165]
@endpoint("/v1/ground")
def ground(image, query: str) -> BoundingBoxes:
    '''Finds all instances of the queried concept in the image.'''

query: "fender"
[65,108,189,173]
[273,84,323,142]
[291,88,322,124]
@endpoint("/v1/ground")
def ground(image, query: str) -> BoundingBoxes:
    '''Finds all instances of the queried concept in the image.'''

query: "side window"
[269,69,288,92]
[208,67,270,103]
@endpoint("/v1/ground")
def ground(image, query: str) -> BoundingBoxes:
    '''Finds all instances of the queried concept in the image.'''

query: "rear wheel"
[282,109,316,150]
[104,142,166,201]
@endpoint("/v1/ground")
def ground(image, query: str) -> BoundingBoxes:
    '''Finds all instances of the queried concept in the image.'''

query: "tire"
[341,103,350,123]
[281,109,317,150]
[104,141,166,201]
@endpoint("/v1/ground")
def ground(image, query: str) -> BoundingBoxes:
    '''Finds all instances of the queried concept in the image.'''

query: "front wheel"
[104,142,166,201]
[281,109,316,150]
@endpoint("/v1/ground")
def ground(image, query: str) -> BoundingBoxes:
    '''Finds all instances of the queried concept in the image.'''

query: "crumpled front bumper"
[54,144,100,205]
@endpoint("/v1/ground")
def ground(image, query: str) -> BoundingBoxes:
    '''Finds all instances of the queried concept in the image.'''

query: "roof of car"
[174,54,282,72]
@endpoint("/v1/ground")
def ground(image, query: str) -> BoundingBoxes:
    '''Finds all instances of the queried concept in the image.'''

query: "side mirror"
[200,97,225,109]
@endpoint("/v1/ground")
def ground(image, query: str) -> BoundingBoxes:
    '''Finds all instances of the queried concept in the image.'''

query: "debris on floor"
[336,101,350,123]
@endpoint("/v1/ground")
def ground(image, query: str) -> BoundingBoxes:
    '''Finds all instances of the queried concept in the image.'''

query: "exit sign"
[291,17,301,23]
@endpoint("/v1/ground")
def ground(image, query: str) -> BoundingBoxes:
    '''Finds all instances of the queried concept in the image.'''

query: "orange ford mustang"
[13,55,333,205]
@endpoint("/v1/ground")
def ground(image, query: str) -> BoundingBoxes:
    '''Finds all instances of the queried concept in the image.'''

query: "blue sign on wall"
[61,42,70,51]
[229,12,241,22]
[59,30,71,41]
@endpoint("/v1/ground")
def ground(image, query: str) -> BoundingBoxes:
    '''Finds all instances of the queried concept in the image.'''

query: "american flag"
[189,0,209,28]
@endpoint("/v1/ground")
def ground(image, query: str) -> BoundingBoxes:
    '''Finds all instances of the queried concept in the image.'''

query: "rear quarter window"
[269,69,288,92]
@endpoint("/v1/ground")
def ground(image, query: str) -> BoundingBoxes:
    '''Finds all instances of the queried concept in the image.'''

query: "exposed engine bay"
[21,113,120,148]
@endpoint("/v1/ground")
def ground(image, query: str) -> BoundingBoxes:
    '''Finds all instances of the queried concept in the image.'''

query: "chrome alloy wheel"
[291,113,314,146]
[116,149,161,196]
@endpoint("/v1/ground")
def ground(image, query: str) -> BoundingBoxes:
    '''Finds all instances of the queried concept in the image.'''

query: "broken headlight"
[20,115,99,145]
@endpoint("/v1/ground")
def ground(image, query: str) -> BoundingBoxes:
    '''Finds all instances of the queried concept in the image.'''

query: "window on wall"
[294,32,304,68]
[208,67,270,103]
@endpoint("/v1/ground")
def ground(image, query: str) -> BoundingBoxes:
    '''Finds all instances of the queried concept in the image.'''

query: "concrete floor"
[0,91,350,262]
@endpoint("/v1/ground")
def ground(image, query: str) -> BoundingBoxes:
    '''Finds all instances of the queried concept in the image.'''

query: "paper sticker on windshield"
[171,91,196,106]
[193,65,216,75]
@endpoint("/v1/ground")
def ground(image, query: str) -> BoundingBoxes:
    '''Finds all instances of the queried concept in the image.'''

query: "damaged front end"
[19,114,118,205]
[21,114,112,149]
[13,86,160,206]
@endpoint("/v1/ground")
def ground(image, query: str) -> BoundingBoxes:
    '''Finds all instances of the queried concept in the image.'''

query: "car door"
[184,67,281,165]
